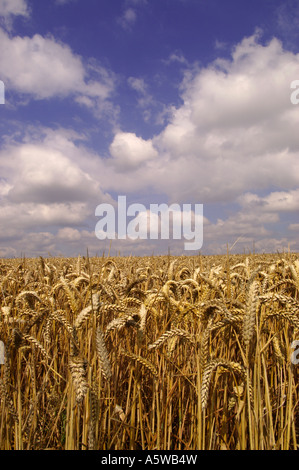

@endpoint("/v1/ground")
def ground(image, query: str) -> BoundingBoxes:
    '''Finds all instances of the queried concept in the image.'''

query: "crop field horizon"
[0,252,298,450]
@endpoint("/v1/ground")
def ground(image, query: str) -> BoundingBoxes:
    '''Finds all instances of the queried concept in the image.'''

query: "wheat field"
[0,252,298,450]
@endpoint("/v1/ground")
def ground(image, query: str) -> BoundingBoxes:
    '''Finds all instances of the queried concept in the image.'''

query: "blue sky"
[0,0,299,257]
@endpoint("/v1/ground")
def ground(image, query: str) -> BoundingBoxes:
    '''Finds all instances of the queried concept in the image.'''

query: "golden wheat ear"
[95,325,112,381]
[243,279,260,346]
[69,355,89,405]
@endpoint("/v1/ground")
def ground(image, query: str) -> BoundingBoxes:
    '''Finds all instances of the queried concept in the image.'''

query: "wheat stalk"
[0,378,19,423]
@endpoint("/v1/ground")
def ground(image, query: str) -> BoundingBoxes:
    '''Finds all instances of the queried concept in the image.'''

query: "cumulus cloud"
[57,227,82,241]
[100,32,299,206]
[89,31,299,254]
[0,27,117,117]
[1,29,299,256]
[109,132,158,171]
[237,189,299,213]
[4,147,101,205]
[0,127,113,256]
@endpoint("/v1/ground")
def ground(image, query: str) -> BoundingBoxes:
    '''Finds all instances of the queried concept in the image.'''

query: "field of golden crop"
[0,252,298,450]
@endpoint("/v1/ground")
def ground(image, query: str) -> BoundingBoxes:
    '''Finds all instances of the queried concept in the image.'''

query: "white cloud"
[57,227,81,241]
[200,209,279,255]
[0,0,29,30]
[1,29,299,256]
[0,27,116,117]
[0,128,112,242]
[90,31,299,254]
[5,146,99,204]
[0,201,88,231]
[0,29,81,98]
[175,35,297,132]
[99,32,299,207]
[109,132,158,171]
[237,189,299,213]
[0,0,29,18]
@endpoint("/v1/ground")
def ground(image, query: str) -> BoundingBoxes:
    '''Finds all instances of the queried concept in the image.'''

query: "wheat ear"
[96,326,112,381]
[243,280,259,346]
[137,303,147,345]
[120,349,158,378]
[69,355,89,404]
[148,327,195,351]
